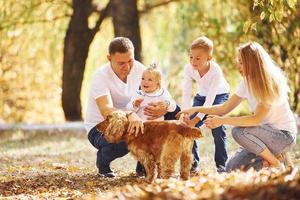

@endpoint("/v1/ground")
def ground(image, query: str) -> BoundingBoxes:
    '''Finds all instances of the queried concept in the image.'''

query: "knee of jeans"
[231,127,244,141]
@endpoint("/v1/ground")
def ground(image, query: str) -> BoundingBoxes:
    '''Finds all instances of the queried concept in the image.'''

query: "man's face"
[108,50,134,78]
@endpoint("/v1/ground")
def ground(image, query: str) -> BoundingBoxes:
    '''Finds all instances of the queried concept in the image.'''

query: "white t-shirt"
[182,61,230,119]
[84,61,145,133]
[236,80,297,133]
[126,88,177,121]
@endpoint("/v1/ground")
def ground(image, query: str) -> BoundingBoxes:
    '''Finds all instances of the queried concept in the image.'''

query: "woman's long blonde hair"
[238,42,289,105]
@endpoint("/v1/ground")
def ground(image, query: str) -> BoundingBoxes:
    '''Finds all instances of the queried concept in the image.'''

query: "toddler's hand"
[133,98,144,108]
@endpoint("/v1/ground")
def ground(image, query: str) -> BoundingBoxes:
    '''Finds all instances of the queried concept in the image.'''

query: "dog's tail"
[179,123,203,139]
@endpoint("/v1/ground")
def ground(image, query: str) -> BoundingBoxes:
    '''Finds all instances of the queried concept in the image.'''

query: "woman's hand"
[144,101,168,120]
[127,112,144,136]
[204,115,223,129]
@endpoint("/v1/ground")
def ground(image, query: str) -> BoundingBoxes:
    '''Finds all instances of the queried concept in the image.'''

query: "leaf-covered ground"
[0,128,299,199]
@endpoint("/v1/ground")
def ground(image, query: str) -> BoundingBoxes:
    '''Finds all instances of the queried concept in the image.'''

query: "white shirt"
[182,61,229,119]
[236,80,297,133]
[84,61,145,133]
[126,88,177,121]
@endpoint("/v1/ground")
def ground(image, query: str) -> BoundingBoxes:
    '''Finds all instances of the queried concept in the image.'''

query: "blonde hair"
[190,36,213,56]
[144,63,162,88]
[238,42,289,104]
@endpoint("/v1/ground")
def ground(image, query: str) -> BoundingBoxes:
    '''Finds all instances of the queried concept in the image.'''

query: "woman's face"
[236,53,245,76]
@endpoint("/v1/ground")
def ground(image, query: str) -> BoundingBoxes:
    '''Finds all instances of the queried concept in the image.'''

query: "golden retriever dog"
[96,111,203,183]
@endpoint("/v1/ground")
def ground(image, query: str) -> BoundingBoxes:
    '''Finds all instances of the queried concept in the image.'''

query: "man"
[85,37,177,177]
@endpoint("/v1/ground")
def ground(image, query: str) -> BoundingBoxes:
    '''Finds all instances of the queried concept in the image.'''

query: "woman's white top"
[236,80,297,133]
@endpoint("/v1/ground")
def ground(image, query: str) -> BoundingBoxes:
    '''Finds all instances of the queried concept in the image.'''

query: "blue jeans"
[88,105,181,174]
[226,125,296,172]
[191,93,229,169]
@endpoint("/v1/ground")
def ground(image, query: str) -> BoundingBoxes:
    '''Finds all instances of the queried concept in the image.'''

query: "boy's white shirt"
[84,61,145,133]
[182,61,230,120]
[236,80,297,133]
[126,88,177,121]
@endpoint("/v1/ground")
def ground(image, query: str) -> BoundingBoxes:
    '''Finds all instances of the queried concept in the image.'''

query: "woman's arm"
[204,102,271,128]
[178,94,243,117]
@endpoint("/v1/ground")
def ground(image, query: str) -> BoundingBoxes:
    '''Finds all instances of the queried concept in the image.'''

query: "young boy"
[182,36,230,173]
[127,64,177,121]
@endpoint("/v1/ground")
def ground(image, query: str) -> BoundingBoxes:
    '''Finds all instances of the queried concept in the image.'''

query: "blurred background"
[1,0,299,124]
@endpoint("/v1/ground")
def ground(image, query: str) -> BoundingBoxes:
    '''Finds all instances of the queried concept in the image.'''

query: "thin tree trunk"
[110,0,142,61]
[62,0,93,121]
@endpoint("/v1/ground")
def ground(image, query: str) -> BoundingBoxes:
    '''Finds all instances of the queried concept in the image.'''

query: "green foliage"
[0,0,299,123]
[0,0,71,123]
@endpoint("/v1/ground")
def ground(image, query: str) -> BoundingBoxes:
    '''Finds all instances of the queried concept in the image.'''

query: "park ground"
[0,125,300,199]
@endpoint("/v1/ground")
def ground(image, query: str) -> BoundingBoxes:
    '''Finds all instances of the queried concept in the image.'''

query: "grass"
[0,128,299,199]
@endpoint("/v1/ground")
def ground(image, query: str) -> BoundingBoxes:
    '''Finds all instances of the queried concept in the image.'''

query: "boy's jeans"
[191,93,229,169]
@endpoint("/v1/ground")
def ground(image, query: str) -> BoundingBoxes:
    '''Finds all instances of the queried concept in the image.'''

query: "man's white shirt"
[84,61,145,133]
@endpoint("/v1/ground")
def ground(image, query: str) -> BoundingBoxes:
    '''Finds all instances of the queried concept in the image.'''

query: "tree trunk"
[62,0,94,121]
[110,0,142,61]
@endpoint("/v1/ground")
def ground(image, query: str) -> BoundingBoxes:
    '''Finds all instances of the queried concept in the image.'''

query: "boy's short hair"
[109,37,134,54]
[190,36,213,56]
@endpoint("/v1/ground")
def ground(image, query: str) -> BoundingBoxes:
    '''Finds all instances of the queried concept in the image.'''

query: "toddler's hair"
[190,36,213,56]
[145,62,162,88]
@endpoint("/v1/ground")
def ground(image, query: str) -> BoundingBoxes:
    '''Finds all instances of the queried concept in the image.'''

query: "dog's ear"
[96,119,109,133]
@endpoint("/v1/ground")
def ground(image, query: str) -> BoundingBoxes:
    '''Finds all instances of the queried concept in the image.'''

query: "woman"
[178,42,297,171]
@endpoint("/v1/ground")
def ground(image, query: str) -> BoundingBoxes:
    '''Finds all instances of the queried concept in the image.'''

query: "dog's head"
[96,111,128,143]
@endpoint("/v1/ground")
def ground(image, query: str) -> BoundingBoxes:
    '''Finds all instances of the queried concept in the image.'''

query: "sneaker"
[136,171,146,177]
[190,166,200,175]
[99,172,116,178]
[217,166,226,173]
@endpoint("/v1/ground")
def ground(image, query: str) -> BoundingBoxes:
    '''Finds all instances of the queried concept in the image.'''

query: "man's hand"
[204,115,223,129]
[127,112,144,136]
[144,101,168,120]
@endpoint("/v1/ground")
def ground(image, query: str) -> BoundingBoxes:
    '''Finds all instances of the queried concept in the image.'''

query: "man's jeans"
[191,93,229,169]
[88,106,181,174]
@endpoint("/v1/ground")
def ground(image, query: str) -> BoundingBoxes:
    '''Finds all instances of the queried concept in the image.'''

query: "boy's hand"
[175,109,197,119]
[133,98,144,108]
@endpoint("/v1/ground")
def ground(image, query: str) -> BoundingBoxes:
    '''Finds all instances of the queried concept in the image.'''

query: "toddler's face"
[141,71,160,93]
[189,48,211,70]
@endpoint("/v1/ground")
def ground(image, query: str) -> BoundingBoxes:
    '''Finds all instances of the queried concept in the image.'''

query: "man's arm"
[96,95,144,135]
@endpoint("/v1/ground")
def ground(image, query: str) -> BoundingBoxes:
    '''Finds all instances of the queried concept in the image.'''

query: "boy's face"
[107,50,134,79]
[189,48,212,70]
[141,71,160,93]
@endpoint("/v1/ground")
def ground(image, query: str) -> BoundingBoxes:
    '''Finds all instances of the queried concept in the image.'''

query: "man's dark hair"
[109,37,134,54]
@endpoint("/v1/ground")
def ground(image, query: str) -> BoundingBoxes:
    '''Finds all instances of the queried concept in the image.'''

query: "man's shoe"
[99,172,116,178]
[136,171,145,177]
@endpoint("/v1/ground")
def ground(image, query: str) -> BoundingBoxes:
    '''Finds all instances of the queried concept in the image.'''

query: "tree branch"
[139,0,184,15]
[0,14,71,31]
[91,1,112,36]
